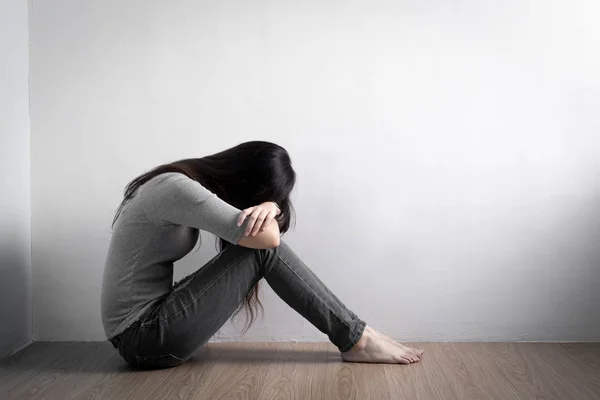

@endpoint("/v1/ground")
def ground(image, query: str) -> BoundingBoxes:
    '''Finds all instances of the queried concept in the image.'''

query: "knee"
[238,238,284,256]
[254,240,288,271]
[255,239,287,256]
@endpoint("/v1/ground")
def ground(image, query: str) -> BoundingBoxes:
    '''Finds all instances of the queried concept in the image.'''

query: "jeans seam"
[157,252,250,324]
[274,252,351,330]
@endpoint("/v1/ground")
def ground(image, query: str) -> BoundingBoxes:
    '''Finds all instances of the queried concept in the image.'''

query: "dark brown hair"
[112,141,296,331]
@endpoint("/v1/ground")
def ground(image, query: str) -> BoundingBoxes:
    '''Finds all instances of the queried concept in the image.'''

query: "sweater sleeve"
[139,172,247,244]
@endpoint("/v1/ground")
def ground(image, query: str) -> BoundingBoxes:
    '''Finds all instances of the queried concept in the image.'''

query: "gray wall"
[29,0,600,341]
[0,0,32,357]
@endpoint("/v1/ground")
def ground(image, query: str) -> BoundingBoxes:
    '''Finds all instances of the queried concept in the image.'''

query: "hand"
[237,202,281,236]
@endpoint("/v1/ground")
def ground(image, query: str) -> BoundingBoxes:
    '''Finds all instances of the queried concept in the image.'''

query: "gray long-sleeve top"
[101,172,247,339]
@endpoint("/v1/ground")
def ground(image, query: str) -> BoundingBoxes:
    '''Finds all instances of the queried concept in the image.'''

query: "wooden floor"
[1,342,599,400]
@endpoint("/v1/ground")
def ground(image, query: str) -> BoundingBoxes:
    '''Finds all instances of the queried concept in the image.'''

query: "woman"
[101,141,424,369]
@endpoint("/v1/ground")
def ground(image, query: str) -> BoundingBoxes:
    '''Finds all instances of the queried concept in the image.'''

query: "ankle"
[347,329,370,352]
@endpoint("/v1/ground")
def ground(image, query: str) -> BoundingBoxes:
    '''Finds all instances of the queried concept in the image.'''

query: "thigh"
[134,244,264,363]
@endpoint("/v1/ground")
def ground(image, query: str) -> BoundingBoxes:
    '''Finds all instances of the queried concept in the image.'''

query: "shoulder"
[141,172,192,193]
[147,172,188,185]
[139,172,213,201]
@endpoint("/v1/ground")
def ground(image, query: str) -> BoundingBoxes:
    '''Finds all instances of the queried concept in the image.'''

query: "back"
[101,172,247,339]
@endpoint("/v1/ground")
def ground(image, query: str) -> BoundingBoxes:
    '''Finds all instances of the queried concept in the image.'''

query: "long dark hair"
[112,141,296,330]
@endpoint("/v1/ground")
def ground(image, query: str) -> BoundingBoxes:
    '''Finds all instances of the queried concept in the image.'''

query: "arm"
[141,173,251,244]
[140,172,281,248]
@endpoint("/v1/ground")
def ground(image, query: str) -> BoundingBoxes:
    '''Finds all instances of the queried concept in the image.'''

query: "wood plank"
[2,341,599,400]
[324,343,358,400]
[257,342,328,400]
[384,342,459,400]
[460,343,522,400]
[324,342,400,400]
[1,342,118,400]
[524,343,600,400]
[483,342,600,400]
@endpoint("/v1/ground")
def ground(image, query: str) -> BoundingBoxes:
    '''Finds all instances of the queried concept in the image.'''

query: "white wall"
[30,0,600,342]
[0,0,32,357]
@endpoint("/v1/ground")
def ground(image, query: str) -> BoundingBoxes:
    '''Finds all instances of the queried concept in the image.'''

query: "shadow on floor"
[0,341,337,373]
[193,343,336,364]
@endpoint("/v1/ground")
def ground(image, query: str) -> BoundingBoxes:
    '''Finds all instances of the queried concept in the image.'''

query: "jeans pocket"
[134,353,185,370]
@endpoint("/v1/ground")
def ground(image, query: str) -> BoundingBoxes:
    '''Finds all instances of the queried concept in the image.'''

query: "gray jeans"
[110,240,366,369]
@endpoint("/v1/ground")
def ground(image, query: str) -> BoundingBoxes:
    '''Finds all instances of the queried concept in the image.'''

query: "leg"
[122,241,420,369]
[261,241,366,352]
[130,241,364,360]
[262,242,424,364]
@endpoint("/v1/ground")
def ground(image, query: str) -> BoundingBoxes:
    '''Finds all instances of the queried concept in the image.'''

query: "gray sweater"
[101,172,248,339]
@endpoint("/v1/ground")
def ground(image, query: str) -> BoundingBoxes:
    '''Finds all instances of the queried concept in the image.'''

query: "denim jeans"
[109,240,366,369]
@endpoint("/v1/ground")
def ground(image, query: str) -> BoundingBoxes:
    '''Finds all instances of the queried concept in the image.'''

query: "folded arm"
[140,172,281,249]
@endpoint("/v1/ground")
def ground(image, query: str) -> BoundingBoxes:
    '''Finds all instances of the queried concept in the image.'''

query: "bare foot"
[365,326,424,362]
[341,327,420,364]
